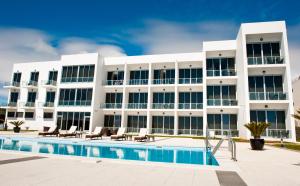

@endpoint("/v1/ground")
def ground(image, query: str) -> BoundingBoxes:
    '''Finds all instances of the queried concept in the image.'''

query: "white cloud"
[129,20,238,54]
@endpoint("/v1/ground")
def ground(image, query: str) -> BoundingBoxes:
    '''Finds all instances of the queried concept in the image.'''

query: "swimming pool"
[0,136,218,166]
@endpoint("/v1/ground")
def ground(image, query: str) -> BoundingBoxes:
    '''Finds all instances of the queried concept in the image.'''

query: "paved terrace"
[0,131,299,186]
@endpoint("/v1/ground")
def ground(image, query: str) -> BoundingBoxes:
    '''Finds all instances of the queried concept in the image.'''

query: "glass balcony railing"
[151,128,174,135]
[178,129,203,136]
[4,81,20,87]
[27,80,38,86]
[61,77,93,83]
[58,100,92,106]
[248,56,284,65]
[207,69,236,77]
[45,80,57,86]
[126,103,147,109]
[263,129,290,138]
[44,102,55,107]
[5,102,17,107]
[179,78,202,84]
[249,92,287,100]
[152,103,175,109]
[153,78,175,84]
[104,80,124,86]
[100,103,122,109]
[25,102,35,107]
[128,79,148,85]
[207,129,239,137]
[207,99,238,106]
[126,127,141,133]
[178,103,203,109]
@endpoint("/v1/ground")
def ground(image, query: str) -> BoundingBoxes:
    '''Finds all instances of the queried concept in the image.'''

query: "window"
[104,115,121,128]
[179,68,202,83]
[206,58,235,76]
[178,116,203,135]
[28,72,39,85]
[107,71,124,85]
[48,71,58,83]
[12,72,21,85]
[179,92,203,109]
[43,112,53,119]
[7,112,16,118]
[207,114,237,135]
[153,69,175,84]
[247,42,282,64]
[129,70,149,85]
[27,92,37,103]
[250,110,286,130]
[61,65,94,83]
[25,112,34,119]
[59,88,93,106]
[152,116,174,134]
[127,115,147,132]
[207,86,236,105]
[57,112,90,131]
[105,93,123,108]
[10,92,19,103]
[46,92,55,103]
[16,112,23,118]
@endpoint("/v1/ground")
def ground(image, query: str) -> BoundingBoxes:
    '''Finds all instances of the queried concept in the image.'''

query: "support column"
[121,63,127,128]
[147,63,152,133]
[174,61,179,135]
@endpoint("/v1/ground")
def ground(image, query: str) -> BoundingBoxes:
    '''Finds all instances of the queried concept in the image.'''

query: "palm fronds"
[9,120,24,128]
[244,121,270,139]
[292,109,300,121]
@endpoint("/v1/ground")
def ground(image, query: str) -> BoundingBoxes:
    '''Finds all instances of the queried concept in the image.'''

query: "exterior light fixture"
[260,38,263,41]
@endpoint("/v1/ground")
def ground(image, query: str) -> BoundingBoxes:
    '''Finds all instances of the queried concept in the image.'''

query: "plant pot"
[13,127,20,133]
[250,138,265,150]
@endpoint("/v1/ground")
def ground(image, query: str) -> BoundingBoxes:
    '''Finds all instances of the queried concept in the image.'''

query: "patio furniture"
[59,126,77,138]
[134,128,148,142]
[111,127,126,140]
[38,126,59,137]
[85,127,103,140]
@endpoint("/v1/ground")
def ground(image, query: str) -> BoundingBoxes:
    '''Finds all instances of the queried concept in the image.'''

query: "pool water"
[0,136,218,166]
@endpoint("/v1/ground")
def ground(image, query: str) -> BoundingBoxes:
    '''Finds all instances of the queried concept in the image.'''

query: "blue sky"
[0,0,300,102]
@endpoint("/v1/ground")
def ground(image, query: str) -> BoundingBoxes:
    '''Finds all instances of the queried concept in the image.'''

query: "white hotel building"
[2,21,296,141]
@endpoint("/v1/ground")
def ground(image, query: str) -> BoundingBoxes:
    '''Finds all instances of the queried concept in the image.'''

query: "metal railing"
[153,78,175,84]
[25,102,35,107]
[58,100,92,106]
[43,80,57,86]
[249,92,287,100]
[248,56,284,65]
[100,103,122,109]
[61,77,93,83]
[126,103,147,109]
[152,103,175,109]
[207,129,239,137]
[104,80,124,86]
[27,80,38,86]
[207,99,238,106]
[44,102,55,107]
[128,79,148,85]
[178,103,203,109]
[179,78,203,84]
[207,69,236,77]
[4,81,20,87]
[151,128,174,135]
[126,127,141,133]
[263,129,290,138]
[178,129,203,136]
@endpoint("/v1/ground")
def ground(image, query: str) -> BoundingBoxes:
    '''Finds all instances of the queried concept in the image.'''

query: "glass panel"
[253,44,262,57]
[267,111,276,129]
[223,114,229,129]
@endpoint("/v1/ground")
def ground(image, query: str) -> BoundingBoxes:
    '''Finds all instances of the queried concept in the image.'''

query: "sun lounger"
[85,127,103,139]
[111,127,126,140]
[59,126,77,137]
[38,126,59,137]
[133,128,148,142]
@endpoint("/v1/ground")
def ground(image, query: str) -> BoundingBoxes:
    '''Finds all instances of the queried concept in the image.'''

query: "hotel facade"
[2,21,296,141]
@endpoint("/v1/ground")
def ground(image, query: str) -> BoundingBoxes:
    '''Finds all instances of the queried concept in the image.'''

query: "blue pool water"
[0,136,218,166]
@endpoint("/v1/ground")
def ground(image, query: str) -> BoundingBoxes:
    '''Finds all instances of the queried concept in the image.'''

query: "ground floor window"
[44,112,54,119]
[152,116,174,135]
[127,115,147,132]
[178,116,203,136]
[104,115,121,129]
[56,112,90,131]
[207,114,238,136]
[25,112,34,119]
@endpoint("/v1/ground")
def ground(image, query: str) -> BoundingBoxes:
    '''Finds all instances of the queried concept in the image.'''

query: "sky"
[0,0,300,102]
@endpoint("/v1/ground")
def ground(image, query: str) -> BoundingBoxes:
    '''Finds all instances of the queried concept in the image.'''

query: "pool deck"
[0,131,300,186]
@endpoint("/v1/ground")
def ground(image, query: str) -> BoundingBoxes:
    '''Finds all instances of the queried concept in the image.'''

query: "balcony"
[61,77,93,83]
[249,92,287,100]
[58,100,92,106]
[207,69,236,77]
[151,128,174,135]
[178,103,203,109]
[179,78,202,84]
[104,80,124,86]
[128,79,148,85]
[44,102,55,107]
[178,129,203,136]
[0,102,17,108]
[27,80,38,87]
[207,129,239,137]
[126,103,147,109]
[3,81,20,88]
[44,80,57,86]
[100,103,122,109]
[152,103,175,109]
[207,99,238,106]
[153,78,175,85]
[248,56,284,65]
[25,102,35,107]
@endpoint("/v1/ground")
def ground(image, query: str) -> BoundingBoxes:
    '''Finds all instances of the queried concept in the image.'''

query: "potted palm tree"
[9,120,24,133]
[244,121,270,150]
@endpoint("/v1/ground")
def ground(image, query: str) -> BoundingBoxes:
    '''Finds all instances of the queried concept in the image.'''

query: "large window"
[127,115,147,132]
[179,92,203,109]
[27,92,37,104]
[104,93,123,108]
[179,68,202,84]
[153,69,175,84]
[129,70,149,85]
[25,112,34,119]
[9,92,19,104]
[57,112,90,131]
[128,92,148,109]
[12,72,21,86]
[61,65,94,83]
[28,72,39,86]
[207,86,237,106]
[152,116,174,134]
[248,76,285,100]
[206,58,235,76]
[178,116,203,135]
[106,71,124,85]
[104,115,121,129]
[59,88,93,106]
[153,92,175,109]
[43,112,53,119]
[207,114,238,136]
[47,71,58,85]
[247,42,282,64]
